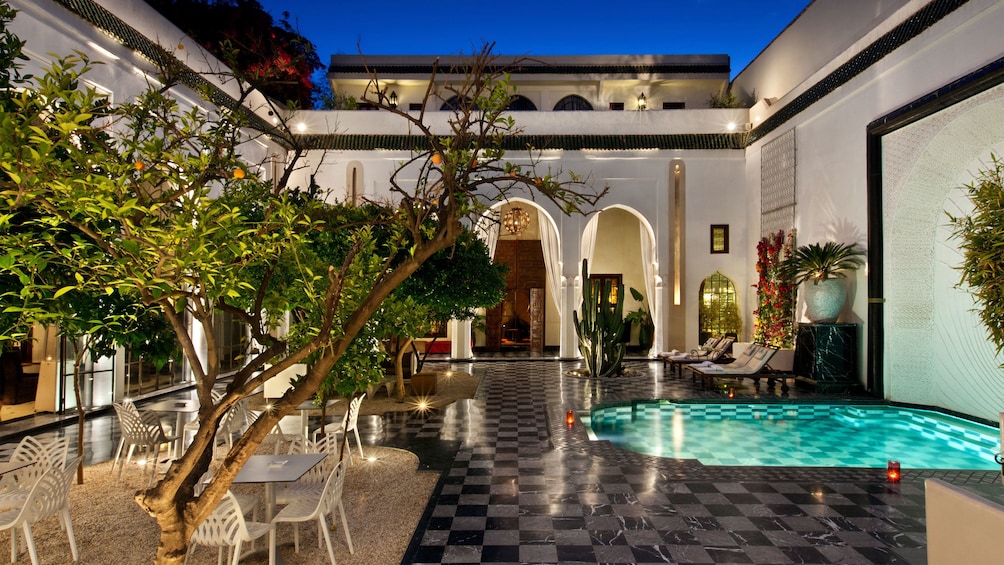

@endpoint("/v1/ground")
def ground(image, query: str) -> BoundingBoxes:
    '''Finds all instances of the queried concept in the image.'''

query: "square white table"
[147,398,200,459]
[233,452,326,521]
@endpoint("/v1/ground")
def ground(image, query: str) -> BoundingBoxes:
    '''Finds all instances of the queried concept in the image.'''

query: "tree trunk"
[394,336,413,402]
[71,342,86,484]
[137,376,311,564]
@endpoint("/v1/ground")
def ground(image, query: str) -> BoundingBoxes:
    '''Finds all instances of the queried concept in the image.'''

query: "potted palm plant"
[624,287,654,351]
[779,241,866,323]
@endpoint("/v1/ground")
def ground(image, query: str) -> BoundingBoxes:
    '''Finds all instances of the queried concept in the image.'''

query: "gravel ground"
[0,370,480,564]
[0,447,437,564]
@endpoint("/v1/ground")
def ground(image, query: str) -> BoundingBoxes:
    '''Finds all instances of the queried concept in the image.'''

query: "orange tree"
[0,10,605,560]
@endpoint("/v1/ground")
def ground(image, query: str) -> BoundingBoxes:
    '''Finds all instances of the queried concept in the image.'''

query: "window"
[710,224,730,253]
[124,344,182,397]
[506,95,537,111]
[699,272,741,344]
[608,102,624,111]
[440,96,476,111]
[588,274,623,305]
[214,311,248,372]
[409,103,423,111]
[553,95,593,111]
[663,101,685,109]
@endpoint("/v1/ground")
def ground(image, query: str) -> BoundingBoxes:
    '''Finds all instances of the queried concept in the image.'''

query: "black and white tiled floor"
[392,359,999,564]
[2,357,1001,564]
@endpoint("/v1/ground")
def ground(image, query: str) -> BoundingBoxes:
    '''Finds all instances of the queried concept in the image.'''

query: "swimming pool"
[584,401,1001,470]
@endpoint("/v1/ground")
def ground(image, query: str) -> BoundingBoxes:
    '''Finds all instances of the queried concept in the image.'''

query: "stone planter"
[803,278,847,323]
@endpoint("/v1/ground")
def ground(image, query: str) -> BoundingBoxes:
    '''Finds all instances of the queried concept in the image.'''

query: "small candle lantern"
[887,460,901,483]
[566,410,575,426]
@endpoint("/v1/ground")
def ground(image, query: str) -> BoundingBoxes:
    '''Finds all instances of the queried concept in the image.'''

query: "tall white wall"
[743,0,1004,420]
[297,145,748,354]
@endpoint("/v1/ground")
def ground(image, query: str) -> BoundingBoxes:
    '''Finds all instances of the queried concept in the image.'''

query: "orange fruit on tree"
[233,168,245,179]
[430,153,443,165]
[134,161,145,171]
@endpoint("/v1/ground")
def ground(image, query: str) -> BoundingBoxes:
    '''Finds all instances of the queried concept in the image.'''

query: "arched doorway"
[581,206,658,354]
[475,201,561,354]
[698,272,741,345]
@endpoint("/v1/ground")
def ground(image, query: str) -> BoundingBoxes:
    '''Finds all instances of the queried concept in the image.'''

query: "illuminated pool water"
[583,402,1000,470]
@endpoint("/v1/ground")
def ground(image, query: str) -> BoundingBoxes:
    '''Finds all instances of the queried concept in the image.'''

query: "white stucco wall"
[293,143,747,354]
[743,0,1004,420]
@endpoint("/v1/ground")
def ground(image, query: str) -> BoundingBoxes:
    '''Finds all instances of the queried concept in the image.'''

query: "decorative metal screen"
[760,129,796,237]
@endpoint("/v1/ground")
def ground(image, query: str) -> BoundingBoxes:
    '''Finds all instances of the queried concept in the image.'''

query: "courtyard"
[4,357,999,564]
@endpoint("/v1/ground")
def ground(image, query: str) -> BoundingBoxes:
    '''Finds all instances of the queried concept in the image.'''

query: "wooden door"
[529,288,544,353]
[485,303,502,351]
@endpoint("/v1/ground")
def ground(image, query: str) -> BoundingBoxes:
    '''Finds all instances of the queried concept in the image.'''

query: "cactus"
[572,259,626,377]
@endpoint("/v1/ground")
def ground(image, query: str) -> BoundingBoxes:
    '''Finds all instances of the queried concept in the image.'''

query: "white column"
[560,275,580,358]
[451,319,473,359]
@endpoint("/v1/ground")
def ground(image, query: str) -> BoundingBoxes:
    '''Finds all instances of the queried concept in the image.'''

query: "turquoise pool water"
[584,402,1000,470]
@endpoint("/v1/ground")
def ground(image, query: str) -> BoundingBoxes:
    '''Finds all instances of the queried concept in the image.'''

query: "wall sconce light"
[566,410,575,426]
[886,460,901,483]
[389,90,398,108]
[637,93,647,110]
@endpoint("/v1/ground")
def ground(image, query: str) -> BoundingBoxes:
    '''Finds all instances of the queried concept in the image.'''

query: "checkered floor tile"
[3,356,1001,564]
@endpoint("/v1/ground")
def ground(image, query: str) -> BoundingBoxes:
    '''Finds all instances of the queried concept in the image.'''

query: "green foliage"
[708,87,741,108]
[572,259,626,377]
[948,153,1004,360]
[0,25,605,556]
[779,241,866,285]
[700,296,742,337]
[624,287,654,348]
[147,0,323,108]
[312,75,358,110]
[0,1,27,91]
[397,228,507,324]
[753,230,796,348]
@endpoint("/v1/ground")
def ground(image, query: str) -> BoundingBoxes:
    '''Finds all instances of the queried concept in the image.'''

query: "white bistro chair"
[0,436,70,513]
[186,491,272,565]
[112,402,178,486]
[269,460,352,565]
[311,393,365,461]
[0,455,80,565]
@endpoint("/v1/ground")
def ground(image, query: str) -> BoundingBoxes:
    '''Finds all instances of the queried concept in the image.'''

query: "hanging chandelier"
[502,206,531,235]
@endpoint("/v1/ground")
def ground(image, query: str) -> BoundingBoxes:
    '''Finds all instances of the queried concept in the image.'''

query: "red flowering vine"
[752,229,796,348]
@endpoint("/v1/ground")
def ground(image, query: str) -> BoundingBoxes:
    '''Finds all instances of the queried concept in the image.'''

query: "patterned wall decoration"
[882,83,1004,422]
[760,129,796,238]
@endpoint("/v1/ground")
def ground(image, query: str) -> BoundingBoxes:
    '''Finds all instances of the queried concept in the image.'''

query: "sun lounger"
[660,337,735,375]
[688,344,777,390]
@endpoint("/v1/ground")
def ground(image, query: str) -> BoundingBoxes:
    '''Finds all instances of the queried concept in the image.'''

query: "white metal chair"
[186,491,272,565]
[274,436,336,507]
[0,455,80,565]
[0,436,70,512]
[311,393,365,461]
[112,402,177,486]
[269,461,352,565]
